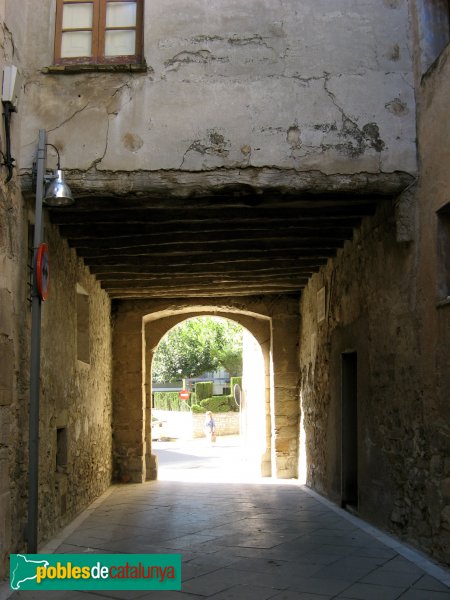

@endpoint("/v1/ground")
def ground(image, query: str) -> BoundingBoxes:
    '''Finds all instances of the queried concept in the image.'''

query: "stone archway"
[144,309,271,480]
[112,296,300,483]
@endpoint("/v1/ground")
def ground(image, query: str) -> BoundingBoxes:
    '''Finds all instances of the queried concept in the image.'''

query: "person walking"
[204,411,216,445]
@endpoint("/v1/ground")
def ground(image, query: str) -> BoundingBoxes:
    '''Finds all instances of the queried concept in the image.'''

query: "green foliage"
[230,376,242,391]
[195,381,213,402]
[230,377,243,409]
[153,392,190,411]
[200,395,237,412]
[217,347,243,377]
[152,317,243,382]
[191,403,206,413]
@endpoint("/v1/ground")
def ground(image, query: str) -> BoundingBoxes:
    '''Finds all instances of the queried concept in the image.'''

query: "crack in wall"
[227,34,274,51]
[47,103,90,134]
[165,50,213,71]
[90,111,110,171]
[180,131,230,168]
[190,33,276,51]
[107,81,134,115]
[111,82,132,99]
[323,75,386,158]
[0,22,16,62]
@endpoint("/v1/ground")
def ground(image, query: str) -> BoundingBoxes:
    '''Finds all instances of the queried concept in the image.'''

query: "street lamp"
[28,129,74,553]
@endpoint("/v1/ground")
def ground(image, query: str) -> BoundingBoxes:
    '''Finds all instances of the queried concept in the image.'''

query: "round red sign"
[178,390,190,401]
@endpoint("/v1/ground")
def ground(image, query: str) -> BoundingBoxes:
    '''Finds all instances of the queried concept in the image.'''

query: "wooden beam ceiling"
[48,192,383,298]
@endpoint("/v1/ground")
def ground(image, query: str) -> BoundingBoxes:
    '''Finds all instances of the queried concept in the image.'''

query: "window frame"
[54,0,143,66]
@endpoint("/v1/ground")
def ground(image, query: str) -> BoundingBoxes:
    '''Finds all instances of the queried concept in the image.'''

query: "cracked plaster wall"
[17,0,416,188]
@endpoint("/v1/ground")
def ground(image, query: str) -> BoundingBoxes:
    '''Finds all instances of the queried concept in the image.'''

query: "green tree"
[152,317,243,382]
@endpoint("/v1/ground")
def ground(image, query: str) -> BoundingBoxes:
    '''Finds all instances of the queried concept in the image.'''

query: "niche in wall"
[76,284,90,364]
[437,203,450,301]
[56,426,68,473]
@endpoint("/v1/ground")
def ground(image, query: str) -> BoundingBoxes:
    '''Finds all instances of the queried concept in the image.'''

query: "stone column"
[112,304,145,483]
[271,299,300,478]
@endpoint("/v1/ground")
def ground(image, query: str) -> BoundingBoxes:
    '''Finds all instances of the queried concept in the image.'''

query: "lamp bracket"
[2,100,17,183]
[31,162,58,191]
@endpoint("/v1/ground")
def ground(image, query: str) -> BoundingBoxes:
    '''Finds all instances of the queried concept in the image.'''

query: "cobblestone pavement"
[3,436,450,600]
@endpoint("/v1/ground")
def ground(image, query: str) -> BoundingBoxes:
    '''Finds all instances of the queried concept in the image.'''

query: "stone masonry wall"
[10,217,112,559]
[192,412,240,438]
[0,3,28,579]
[112,297,298,484]
[413,42,450,564]
[152,410,240,440]
[299,187,450,564]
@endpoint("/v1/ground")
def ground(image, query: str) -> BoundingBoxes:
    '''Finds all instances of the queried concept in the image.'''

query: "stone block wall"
[192,412,240,438]
[111,304,145,484]
[9,218,113,560]
[151,410,240,440]
[0,176,24,578]
[299,185,450,564]
[0,3,28,579]
[412,40,450,564]
[112,297,297,484]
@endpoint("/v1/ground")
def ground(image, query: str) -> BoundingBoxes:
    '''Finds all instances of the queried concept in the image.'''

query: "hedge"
[154,390,239,413]
[230,376,243,408]
[199,394,239,412]
[230,376,242,392]
[153,392,191,411]
[195,381,213,402]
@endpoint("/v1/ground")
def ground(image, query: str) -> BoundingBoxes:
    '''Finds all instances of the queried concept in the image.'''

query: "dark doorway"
[341,351,358,509]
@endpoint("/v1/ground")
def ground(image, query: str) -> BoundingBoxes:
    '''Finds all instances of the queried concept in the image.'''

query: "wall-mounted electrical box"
[2,65,22,108]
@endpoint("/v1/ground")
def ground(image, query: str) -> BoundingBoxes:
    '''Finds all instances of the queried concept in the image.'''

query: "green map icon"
[10,555,50,590]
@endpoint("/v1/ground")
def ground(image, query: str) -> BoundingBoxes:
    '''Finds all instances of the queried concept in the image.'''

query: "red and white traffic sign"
[178,389,190,401]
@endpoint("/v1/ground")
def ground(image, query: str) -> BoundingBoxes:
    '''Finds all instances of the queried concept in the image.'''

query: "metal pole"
[28,129,47,553]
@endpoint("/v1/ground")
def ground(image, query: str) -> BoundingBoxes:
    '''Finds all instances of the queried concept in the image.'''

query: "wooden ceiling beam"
[50,192,383,212]
[84,249,336,267]
[69,227,354,249]
[61,219,361,239]
[106,282,306,297]
[89,259,326,275]
[50,204,376,225]
[80,241,343,259]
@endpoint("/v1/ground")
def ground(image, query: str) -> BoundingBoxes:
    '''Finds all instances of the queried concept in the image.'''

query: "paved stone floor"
[2,437,450,600]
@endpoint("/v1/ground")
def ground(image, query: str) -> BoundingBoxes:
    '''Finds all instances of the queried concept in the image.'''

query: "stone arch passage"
[111,296,300,484]
[144,309,271,480]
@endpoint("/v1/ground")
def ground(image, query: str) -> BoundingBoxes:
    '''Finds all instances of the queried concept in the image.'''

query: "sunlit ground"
[153,434,295,485]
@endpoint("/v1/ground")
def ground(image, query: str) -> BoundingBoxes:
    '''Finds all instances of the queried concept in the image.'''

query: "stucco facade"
[0,0,449,578]
[17,0,416,189]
